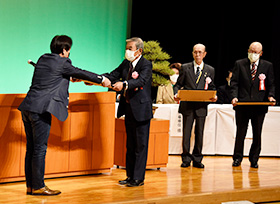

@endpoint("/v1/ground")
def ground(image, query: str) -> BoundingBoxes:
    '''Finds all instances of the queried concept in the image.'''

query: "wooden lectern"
[0,92,116,183]
[114,118,170,169]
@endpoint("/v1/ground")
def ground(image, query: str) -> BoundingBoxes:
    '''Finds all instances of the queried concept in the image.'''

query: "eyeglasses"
[193,51,205,55]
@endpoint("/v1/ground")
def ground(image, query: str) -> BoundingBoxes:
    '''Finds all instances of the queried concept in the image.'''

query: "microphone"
[28,60,36,67]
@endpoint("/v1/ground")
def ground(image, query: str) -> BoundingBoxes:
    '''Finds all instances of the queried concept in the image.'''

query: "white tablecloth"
[153,104,280,156]
[115,103,280,156]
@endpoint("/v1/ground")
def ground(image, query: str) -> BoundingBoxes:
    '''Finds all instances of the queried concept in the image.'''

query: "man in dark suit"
[174,44,217,168]
[105,37,153,187]
[216,70,232,104]
[18,35,111,195]
[231,42,275,168]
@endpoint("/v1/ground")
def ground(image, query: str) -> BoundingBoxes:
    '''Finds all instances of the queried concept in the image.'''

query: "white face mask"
[125,49,138,62]
[248,52,260,63]
[170,74,179,82]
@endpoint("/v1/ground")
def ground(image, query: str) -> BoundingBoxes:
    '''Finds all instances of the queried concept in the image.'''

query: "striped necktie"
[195,66,201,84]
[251,63,257,80]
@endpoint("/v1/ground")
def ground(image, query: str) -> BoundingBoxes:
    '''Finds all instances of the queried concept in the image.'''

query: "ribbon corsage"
[258,73,266,91]
[204,77,212,90]
[131,71,142,91]
[132,71,139,79]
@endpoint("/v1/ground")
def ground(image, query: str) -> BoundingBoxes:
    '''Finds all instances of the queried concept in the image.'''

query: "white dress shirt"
[193,61,204,74]
[250,59,259,70]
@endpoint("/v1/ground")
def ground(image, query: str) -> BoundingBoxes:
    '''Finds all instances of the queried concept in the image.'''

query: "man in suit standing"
[105,37,153,187]
[18,35,111,195]
[174,44,217,168]
[216,70,232,104]
[231,42,276,168]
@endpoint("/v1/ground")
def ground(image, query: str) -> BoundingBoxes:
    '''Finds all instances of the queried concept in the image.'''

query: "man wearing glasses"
[174,44,217,168]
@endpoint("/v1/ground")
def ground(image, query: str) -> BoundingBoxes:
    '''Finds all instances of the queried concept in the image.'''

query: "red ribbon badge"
[204,77,212,90]
[258,73,266,91]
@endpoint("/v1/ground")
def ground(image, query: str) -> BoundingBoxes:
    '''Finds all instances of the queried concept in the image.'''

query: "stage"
[0,156,279,204]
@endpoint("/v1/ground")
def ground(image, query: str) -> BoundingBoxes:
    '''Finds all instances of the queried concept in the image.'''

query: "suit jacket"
[18,53,103,121]
[230,58,275,112]
[174,62,216,117]
[216,84,232,104]
[105,56,153,122]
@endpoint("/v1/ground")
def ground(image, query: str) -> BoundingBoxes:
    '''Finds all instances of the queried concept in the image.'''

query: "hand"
[70,77,82,83]
[231,98,238,106]
[102,77,111,88]
[210,95,218,102]
[268,97,276,105]
[174,93,180,102]
[112,81,123,91]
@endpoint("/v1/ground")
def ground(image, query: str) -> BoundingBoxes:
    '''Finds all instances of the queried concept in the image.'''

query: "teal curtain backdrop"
[0,0,129,93]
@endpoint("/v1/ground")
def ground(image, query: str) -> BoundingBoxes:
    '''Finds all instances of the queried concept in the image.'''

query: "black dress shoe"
[250,162,259,168]
[193,162,205,168]
[181,162,190,168]
[232,159,241,167]
[126,179,144,187]
[119,177,131,185]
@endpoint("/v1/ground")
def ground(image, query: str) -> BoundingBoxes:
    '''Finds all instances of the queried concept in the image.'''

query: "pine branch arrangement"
[143,41,174,87]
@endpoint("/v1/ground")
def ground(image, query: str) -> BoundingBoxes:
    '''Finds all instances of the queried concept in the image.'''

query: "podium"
[0,92,116,183]
[114,118,170,169]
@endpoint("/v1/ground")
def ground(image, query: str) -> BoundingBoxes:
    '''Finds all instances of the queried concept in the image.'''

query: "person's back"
[21,54,70,116]
[19,35,111,196]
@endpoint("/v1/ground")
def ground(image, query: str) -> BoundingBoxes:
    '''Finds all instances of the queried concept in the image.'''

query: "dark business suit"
[18,53,103,189]
[230,58,275,163]
[174,62,215,164]
[106,56,153,180]
[217,84,232,104]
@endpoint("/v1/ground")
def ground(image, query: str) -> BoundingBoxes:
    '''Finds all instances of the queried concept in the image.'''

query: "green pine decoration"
[143,41,174,87]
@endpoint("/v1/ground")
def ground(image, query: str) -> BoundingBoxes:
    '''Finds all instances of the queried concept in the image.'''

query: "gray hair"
[126,37,144,51]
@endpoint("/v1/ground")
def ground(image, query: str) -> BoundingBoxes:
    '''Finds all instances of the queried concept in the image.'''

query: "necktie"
[125,63,133,103]
[195,66,201,84]
[251,63,257,80]
[127,63,133,80]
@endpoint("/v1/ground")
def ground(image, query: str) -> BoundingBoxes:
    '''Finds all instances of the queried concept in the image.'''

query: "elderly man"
[174,44,217,168]
[104,37,153,187]
[231,42,276,168]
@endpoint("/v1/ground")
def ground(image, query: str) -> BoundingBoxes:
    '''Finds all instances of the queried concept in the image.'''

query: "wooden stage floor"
[0,156,280,204]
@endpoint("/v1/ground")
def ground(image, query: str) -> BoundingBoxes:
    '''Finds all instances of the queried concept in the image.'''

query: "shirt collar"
[254,59,260,66]
[251,59,260,66]
[132,55,142,68]
[193,61,204,72]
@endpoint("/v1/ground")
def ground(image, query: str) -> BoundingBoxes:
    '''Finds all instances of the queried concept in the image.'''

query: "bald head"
[248,42,263,63]
[192,43,207,65]
[249,42,263,54]
[193,43,206,52]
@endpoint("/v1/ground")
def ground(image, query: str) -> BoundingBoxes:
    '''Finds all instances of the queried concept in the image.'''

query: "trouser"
[124,104,151,180]
[181,112,206,163]
[21,110,52,189]
[233,106,266,163]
